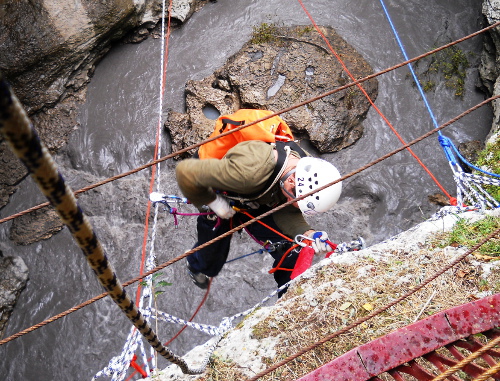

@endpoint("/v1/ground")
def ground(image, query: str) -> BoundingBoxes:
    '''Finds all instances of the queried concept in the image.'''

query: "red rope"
[124,279,212,381]
[164,278,212,346]
[296,0,454,203]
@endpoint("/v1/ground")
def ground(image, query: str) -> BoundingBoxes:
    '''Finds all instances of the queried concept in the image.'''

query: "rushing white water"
[0,0,493,380]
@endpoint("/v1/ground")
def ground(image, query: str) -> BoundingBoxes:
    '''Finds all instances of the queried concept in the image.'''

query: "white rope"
[93,0,169,378]
[430,163,499,221]
[449,162,500,211]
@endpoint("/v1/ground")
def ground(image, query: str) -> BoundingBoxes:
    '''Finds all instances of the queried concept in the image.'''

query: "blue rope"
[379,0,500,179]
[442,136,500,178]
[225,248,268,264]
[438,135,457,165]
[378,0,441,132]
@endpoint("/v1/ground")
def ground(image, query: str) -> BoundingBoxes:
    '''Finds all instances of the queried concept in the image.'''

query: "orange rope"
[296,0,454,203]
[268,244,300,274]
[164,278,212,346]
[239,210,294,242]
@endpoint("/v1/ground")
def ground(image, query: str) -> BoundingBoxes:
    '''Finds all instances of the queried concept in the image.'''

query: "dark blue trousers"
[186,207,300,295]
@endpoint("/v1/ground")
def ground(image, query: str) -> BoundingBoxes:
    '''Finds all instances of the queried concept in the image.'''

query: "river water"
[0,0,493,380]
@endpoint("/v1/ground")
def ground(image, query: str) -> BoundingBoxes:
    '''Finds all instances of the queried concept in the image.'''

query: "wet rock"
[165,74,242,157]
[9,207,64,246]
[458,140,484,166]
[428,193,451,206]
[30,88,87,154]
[0,139,28,210]
[0,255,29,338]
[0,0,196,114]
[165,25,378,155]
[165,111,201,158]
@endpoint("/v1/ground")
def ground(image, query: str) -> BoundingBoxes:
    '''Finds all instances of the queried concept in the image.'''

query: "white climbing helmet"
[295,157,342,215]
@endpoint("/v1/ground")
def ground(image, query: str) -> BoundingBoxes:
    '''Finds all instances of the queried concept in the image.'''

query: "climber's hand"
[207,195,236,219]
[307,231,331,255]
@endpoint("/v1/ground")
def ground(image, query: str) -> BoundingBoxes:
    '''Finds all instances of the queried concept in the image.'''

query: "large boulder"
[9,207,64,246]
[165,25,378,156]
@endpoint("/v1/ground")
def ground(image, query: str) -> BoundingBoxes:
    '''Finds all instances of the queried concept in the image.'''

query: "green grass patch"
[411,44,471,99]
[433,216,500,257]
[475,139,500,202]
[250,23,280,44]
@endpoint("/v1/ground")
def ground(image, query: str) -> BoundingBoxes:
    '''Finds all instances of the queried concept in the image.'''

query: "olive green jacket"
[175,140,311,237]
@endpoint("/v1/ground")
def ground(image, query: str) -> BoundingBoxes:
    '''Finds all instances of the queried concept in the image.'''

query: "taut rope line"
[1,19,499,225]
[0,74,205,375]
[2,93,497,347]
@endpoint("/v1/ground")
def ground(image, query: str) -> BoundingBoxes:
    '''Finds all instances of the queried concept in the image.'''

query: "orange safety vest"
[198,109,294,160]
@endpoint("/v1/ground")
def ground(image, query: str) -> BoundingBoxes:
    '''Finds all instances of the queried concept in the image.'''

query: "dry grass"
[200,244,499,380]
[195,355,248,381]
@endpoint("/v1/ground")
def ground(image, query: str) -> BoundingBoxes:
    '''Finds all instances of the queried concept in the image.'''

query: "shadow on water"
[0,0,493,379]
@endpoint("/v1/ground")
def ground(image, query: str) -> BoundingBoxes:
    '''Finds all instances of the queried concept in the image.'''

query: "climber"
[175,139,342,296]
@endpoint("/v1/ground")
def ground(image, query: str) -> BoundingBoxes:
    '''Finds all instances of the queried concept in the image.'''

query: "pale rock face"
[0,256,29,336]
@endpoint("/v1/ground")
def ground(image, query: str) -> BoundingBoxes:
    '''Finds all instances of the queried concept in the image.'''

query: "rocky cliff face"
[481,1,500,144]
[0,0,199,211]
[0,0,200,339]
[0,0,196,114]
[0,256,29,339]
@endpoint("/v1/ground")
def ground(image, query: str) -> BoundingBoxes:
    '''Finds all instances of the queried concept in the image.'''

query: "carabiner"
[295,234,312,247]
